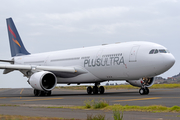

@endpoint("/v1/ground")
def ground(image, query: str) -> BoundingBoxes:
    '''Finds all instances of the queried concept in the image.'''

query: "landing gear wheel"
[34,89,39,96]
[99,86,105,94]
[39,91,45,96]
[144,87,149,95]
[87,86,92,94]
[34,89,51,96]
[139,87,149,95]
[44,91,51,96]
[46,91,51,96]
[139,88,145,95]
[93,86,98,94]
[34,89,44,96]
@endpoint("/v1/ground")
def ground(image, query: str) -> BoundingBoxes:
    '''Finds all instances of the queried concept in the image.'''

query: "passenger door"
[129,46,140,62]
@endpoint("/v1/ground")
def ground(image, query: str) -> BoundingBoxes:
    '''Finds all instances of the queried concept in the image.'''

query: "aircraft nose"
[164,54,175,69]
[152,53,175,76]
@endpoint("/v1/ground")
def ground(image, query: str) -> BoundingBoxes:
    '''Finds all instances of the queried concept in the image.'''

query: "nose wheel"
[139,87,149,95]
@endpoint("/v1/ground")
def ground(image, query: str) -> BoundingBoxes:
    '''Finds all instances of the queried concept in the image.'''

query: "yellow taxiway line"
[20,89,24,94]
[0,97,7,99]
[114,97,161,102]
[19,88,24,99]
[12,97,63,102]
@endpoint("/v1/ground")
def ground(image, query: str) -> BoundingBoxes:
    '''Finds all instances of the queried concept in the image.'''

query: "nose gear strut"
[139,80,149,95]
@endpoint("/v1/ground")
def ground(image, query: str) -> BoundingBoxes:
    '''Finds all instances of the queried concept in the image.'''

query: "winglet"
[6,18,30,57]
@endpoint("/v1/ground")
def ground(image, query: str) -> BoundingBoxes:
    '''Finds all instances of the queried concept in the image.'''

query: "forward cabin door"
[129,46,140,62]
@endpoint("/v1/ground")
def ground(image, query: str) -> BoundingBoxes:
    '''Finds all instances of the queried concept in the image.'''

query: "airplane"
[0,18,175,96]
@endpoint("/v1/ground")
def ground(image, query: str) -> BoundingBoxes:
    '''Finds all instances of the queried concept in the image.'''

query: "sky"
[0,0,180,88]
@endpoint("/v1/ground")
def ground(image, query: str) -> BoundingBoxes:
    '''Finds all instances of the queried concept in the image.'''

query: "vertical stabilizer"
[6,18,30,57]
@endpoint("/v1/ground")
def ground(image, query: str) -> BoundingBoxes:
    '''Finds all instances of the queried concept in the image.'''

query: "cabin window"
[51,57,80,62]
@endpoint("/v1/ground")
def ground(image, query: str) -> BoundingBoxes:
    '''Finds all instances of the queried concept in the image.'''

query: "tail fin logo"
[8,25,21,47]
[12,38,21,47]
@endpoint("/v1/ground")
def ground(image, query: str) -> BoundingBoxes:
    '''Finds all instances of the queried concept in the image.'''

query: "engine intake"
[126,77,155,87]
[29,71,57,91]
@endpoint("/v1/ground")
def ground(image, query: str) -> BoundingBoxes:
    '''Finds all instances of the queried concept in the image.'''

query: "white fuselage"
[13,41,175,84]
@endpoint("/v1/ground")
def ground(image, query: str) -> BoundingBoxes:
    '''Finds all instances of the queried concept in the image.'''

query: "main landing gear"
[34,89,51,96]
[139,87,149,95]
[87,83,105,94]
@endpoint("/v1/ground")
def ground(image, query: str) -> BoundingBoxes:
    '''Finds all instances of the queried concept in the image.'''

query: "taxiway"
[0,88,180,120]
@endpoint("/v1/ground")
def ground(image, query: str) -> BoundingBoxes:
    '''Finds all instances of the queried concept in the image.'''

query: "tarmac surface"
[0,88,180,120]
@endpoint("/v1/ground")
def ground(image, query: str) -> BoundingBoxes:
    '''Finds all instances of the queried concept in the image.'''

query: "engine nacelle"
[29,71,57,91]
[126,77,155,87]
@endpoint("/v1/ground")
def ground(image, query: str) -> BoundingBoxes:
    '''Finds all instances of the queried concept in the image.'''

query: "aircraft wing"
[0,64,77,73]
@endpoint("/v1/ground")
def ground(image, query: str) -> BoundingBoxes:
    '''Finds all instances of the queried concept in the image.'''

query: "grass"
[14,101,179,113]
[113,110,123,120]
[83,101,180,113]
[1,101,180,113]
[57,86,88,90]
[0,114,78,120]
[84,99,109,109]
[44,104,180,113]
[106,105,180,113]
[0,104,19,107]
[87,114,105,120]
[150,83,180,89]
[57,83,180,90]
[1,103,180,120]
[39,100,180,113]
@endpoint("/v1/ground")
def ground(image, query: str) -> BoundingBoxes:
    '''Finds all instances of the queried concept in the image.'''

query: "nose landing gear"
[139,79,150,95]
[139,87,149,95]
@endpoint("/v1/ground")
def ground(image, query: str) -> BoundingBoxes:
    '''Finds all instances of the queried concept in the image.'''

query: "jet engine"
[126,77,155,87]
[28,71,57,91]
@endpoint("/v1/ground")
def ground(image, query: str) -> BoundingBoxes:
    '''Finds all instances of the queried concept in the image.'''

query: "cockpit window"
[149,49,169,54]
[149,49,155,54]
[167,50,170,53]
[159,49,167,53]
[154,49,158,54]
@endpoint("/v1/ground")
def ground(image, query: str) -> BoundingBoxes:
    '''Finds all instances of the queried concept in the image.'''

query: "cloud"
[0,0,180,88]
[163,0,178,2]
[90,22,141,34]
[28,32,43,36]
[44,7,130,22]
